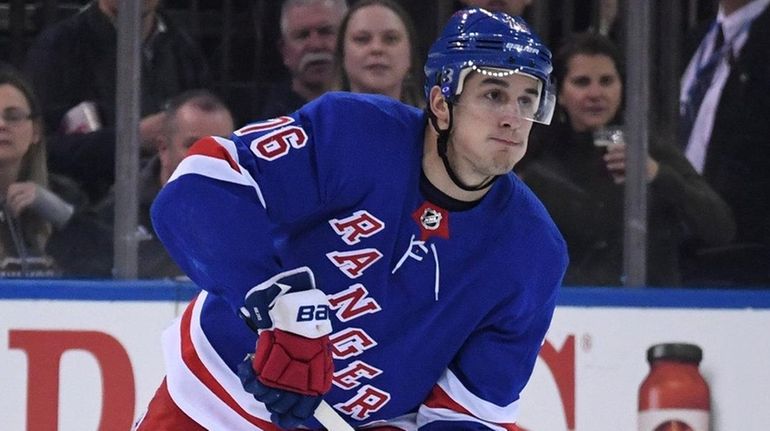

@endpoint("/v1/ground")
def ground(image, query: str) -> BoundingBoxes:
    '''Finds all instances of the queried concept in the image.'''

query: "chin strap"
[427,103,498,192]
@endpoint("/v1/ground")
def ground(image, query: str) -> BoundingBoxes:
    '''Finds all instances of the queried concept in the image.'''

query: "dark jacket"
[0,174,87,278]
[518,123,735,286]
[258,79,309,120]
[47,157,182,279]
[701,6,770,247]
[23,2,210,201]
[678,5,770,285]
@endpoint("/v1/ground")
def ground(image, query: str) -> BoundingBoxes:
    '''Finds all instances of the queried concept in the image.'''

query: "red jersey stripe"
[178,298,278,430]
[424,385,520,431]
[187,136,241,173]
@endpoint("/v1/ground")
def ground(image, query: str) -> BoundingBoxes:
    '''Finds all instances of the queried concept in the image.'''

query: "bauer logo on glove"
[271,289,332,337]
[239,266,332,336]
[297,304,331,322]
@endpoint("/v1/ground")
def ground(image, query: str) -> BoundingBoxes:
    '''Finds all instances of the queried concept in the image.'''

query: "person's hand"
[238,267,333,429]
[602,143,659,184]
[5,182,40,217]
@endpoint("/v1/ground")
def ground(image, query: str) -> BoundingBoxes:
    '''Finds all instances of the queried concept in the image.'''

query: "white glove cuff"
[270,289,333,339]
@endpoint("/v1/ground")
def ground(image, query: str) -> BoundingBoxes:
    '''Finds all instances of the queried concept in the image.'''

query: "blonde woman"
[0,66,75,277]
[334,0,423,106]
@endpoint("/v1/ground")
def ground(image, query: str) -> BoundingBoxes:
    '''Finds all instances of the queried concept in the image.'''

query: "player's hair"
[280,0,349,37]
[333,0,423,106]
[162,89,232,138]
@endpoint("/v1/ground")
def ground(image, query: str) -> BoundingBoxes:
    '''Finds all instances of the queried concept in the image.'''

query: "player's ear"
[428,86,451,129]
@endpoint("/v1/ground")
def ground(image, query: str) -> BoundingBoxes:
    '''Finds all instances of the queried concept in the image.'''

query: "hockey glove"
[238,267,333,428]
[237,352,326,429]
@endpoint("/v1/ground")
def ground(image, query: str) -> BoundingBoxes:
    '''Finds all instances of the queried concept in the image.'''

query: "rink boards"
[1,280,769,430]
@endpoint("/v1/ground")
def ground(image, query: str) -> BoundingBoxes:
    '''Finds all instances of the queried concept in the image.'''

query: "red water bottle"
[638,343,710,431]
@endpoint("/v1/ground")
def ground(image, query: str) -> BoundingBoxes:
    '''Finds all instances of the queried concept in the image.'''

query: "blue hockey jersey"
[151,92,568,430]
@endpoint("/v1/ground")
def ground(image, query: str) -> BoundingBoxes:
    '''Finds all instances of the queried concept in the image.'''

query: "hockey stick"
[314,400,354,430]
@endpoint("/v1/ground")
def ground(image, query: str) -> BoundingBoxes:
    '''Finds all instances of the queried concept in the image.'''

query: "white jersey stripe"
[437,368,520,422]
[162,292,276,430]
[167,137,266,208]
[416,368,521,428]
[417,406,511,431]
[168,154,250,187]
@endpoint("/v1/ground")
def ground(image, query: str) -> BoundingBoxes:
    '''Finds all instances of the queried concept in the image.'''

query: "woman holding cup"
[0,65,85,277]
[517,32,735,286]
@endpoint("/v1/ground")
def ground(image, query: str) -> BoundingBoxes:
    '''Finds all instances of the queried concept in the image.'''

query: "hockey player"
[135,8,567,431]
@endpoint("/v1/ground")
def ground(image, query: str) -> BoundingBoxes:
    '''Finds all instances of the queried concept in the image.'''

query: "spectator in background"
[48,90,234,279]
[460,0,532,16]
[0,66,82,278]
[258,0,348,119]
[334,0,423,106]
[517,32,735,286]
[23,0,210,203]
[678,0,770,286]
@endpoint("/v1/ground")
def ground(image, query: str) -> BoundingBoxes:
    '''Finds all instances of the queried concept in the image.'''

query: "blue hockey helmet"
[424,8,556,124]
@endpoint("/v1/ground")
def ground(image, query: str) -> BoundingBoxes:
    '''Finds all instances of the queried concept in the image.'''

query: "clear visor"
[455,66,556,125]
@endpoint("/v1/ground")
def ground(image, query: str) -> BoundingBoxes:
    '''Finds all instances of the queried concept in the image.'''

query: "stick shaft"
[314,400,354,430]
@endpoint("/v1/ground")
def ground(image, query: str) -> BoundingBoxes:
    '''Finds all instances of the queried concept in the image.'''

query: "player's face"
[159,104,233,184]
[342,4,411,100]
[461,0,532,17]
[558,53,622,132]
[280,3,342,91]
[0,84,38,165]
[446,72,538,181]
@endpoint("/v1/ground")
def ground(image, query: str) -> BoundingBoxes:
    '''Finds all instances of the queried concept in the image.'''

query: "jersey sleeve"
[152,92,421,314]
[150,110,331,311]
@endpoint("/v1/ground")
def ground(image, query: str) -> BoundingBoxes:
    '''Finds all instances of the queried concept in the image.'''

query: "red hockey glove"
[237,267,334,428]
[252,329,333,395]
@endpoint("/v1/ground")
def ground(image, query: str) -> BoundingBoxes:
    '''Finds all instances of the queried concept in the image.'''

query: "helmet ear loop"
[432,101,498,192]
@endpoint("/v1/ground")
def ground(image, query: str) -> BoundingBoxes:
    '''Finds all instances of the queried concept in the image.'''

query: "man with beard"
[259,0,348,119]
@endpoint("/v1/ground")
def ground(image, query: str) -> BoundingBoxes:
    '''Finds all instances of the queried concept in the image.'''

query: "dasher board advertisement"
[1,281,769,430]
[519,288,770,430]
